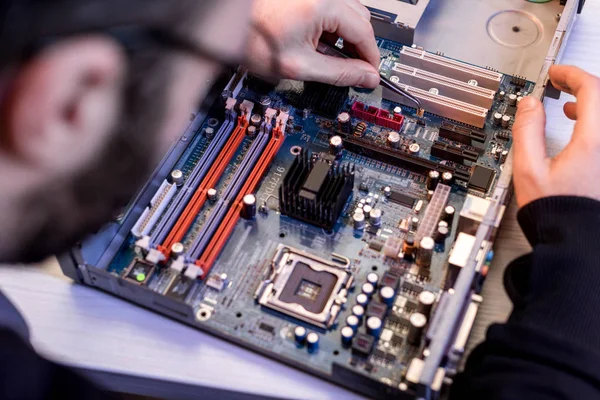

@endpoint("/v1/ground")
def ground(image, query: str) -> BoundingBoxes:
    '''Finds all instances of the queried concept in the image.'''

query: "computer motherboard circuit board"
[59,0,581,394]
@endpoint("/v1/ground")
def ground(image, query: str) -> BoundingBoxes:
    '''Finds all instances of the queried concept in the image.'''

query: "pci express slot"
[438,121,486,146]
[431,141,479,164]
[149,113,236,245]
[196,127,285,276]
[399,46,502,91]
[186,129,272,263]
[341,134,470,182]
[382,81,488,128]
[158,116,249,257]
[131,180,178,238]
[392,63,495,109]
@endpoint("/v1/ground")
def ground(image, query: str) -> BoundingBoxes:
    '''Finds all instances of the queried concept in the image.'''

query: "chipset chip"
[389,191,417,208]
[468,165,496,193]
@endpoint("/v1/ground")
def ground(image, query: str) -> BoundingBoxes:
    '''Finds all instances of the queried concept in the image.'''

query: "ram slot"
[392,63,495,109]
[382,81,488,128]
[158,116,249,257]
[399,46,502,90]
[131,180,177,238]
[148,112,236,246]
[196,126,285,276]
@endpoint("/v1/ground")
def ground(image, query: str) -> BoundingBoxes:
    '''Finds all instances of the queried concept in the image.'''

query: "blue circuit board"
[103,38,534,393]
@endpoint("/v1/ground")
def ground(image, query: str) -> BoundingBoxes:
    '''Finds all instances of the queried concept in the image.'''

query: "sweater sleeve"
[450,196,600,399]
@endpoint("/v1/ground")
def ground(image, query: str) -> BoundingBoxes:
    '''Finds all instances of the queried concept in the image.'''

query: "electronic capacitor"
[306,332,320,352]
[493,112,503,126]
[356,293,369,307]
[442,171,454,186]
[352,304,365,321]
[259,96,272,116]
[517,96,523,106]
[438,220,449,229]
[403,235,416,259]
[434,225,449,243]
[427,170,440,190]
[361,282,375,297]
[383,186,391,197]
[501,115,511,128]
[329,135,343,158]
[498,91,506,100]
[418,291,436,318]
[250,113,262,127]
[370,208,382,226]
[494,147,502,161]
[346,314,360,331]
[247,125,257,138]
[388,131,401,149]
[508,93,518,106]
[171,242,185,258]
[366,317,383,338]
[393,106,402,116]
[336,112,352,134]
[341,326,355,346]
[242,194,257,220]
[207,188,218,203]
[379,286,396,306]
[366,272,379,287]
[501,150,509,163]
[442,205,455,224]
[409,143,421,155]
[170,169,184,186]
[363,205,373,218]
[294,326,307,344]
[204,127,215,139]
[416,237,435,268]
[407,313,427,345]
[427,190,434,201]
[353,213,365,230]
[410,217,420,231]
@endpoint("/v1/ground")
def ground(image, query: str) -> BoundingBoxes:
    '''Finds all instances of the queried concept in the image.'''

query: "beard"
[6,49,172,264]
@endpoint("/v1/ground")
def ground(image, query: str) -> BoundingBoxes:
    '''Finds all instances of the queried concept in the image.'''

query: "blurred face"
[0,0,253,262]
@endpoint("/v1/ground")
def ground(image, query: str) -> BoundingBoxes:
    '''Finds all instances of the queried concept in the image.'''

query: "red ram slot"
[196,126,285,276]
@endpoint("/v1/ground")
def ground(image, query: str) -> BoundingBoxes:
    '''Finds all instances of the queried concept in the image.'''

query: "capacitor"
[337,112,352,134]
[403,235,416,259]
[354,207,364,216]
[294,326,307,344]
[407,313,427,345]
[370,208,382,226]
[517,96,523,105]
[427,170,440,190]
[306,332,320,352]
[516,91,522,97]
[242,194,257,220]
[329,135,343,158]
[383,186,391,197]
[501,115,511,128]
[418,291,436,318]
[494,147,502,161]
[353,213,365,230]
[204,127,215,139]
[366,272,379,287]
[493,112,503,126]
[250,113,262,127]
[259,96,272,116]
[207,188,218,203]
[352,304,365,321]
[442,205,455,224]
[409,143,421,155]
[365,197,373,206]
[341,326,355,346]
[356,293,369,307]
[388,131,401,149]
[498,91,506,100]
[366,316,383,337]
[247,125,257,138]
[363,204,373,219]
[170,169,184,186]
[393,106,402,116]
[438,220,449,229]
[501,150,509,163]
[416,237,435,268]
[508,93,518,106]
[427,190,434,201]
[410,217,420,231]
[379,286,396,306]
[171,242,185,258]
[434,225,449,243]
[441,171,454,186]
[361,282,375,297]
[346,314,360,331]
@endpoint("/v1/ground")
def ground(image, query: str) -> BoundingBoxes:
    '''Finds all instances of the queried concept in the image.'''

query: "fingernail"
[358,73,380,89]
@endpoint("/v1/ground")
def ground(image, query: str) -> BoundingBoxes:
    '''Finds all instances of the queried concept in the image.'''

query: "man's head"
[0,0,253,262]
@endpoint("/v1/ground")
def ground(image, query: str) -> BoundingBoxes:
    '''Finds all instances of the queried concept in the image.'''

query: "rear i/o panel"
[59,10,570,397]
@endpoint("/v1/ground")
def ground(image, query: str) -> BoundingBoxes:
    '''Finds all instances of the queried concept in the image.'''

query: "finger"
[512,96,548,172]
[563,101,577,120]
[293,50,380,88]
[549,65,600,130]
[345,0,371,21]
[326,5,380,70]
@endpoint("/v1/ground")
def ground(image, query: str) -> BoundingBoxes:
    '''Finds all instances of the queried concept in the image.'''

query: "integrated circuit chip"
[468,165,496,193]
[389,191,417,208]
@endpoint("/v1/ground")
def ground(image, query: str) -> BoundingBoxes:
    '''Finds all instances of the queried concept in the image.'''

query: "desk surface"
[2,4,600,399]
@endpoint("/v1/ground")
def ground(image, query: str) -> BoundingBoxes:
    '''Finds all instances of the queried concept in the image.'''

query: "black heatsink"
[279,151,355,229]
[301,82,349,118]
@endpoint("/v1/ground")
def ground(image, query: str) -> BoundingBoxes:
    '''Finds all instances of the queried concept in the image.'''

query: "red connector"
[351,102,404,131]
[351,102,378,123]
[376,109,404,131]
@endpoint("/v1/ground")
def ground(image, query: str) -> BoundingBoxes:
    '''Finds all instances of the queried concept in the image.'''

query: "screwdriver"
[317,34,425,117]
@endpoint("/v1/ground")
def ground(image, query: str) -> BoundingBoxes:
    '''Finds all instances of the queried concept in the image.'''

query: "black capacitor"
[259,96,272,116]
[242,194,257,220]
[337,112,352,134]
[442,205,455,224]
[403,235,416,259]
[418,291,436,318]
[426,170,440,190]
[441,171,454,186]
[329,135,344,158]
[408,312,427,345]
[434,225,449,243]
[250,113,262,127]
[247,125,258,138]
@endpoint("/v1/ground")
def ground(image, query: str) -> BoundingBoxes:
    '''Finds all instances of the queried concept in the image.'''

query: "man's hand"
[512,65,600,207]
[247,0,380,88]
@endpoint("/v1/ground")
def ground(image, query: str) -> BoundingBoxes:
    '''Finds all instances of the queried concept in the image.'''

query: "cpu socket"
[257,245,353,329]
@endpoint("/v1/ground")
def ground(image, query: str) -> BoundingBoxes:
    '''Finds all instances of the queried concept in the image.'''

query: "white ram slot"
[131,180,177,238]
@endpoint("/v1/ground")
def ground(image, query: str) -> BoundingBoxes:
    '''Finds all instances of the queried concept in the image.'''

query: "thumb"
[297,51,380,88]
[512,96,547,173]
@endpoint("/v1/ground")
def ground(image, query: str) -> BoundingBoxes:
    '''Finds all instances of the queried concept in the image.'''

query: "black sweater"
[1,196,599,399]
